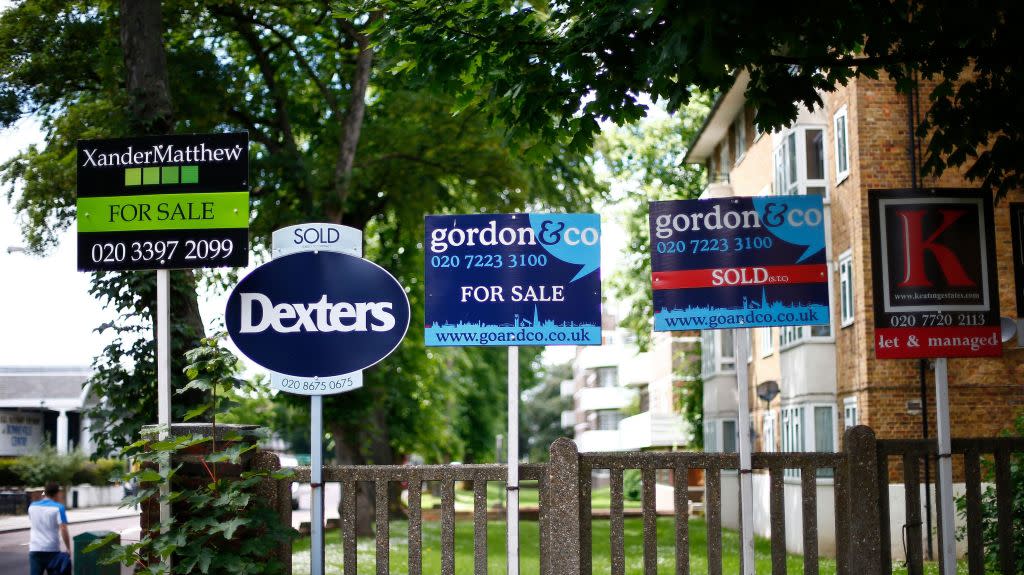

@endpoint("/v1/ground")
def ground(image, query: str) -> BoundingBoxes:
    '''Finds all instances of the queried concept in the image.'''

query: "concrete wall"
[718,473,969,560]
[68,484,124,508]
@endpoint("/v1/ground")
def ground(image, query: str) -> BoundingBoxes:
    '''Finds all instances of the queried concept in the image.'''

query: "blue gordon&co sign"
[649,196,830,331]
[225,250,410,378]
[424,213,602,346]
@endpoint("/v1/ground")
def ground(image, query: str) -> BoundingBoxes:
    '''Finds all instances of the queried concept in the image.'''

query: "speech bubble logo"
[751,196,826,263]
[529,213,601,282]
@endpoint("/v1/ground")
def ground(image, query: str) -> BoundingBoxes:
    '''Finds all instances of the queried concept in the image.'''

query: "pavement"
[0,510,140,575]
[0,504,139,533]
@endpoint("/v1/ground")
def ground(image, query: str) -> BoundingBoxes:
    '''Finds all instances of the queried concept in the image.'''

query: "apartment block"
[684,71,1024,556]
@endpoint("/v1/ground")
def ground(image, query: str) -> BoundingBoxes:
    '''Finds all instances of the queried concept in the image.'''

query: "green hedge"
[0,451,125,487]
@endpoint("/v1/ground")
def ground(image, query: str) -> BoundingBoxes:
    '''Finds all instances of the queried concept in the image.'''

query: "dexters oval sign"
[225,250,410,378]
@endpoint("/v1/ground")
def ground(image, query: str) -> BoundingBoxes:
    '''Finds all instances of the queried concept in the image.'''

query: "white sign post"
[733,328,755,575]
[157,269,171,528]
[933,358,956,575]
[269,223,364,575]
[507,346,520,575]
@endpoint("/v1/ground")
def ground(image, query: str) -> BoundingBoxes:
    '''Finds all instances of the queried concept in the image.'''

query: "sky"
[0,116,629,370]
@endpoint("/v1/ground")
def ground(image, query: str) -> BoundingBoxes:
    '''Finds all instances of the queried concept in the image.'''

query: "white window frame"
[772,125,830,199]
[762,411,776,453]
[700,330,736,377]
[843,396,859,430]
[721,419,738,454]
[781,402,838,478]
[833,106,850,185]
[839,249,854,327]
[733,113,747,165]
[759,326,774,358]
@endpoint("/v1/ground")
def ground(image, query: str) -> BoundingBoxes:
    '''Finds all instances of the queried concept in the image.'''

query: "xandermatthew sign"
[225,251,410,387]
[424,213,601,346]
[869,189,1001,358]
[649,197,829,331]
[76,132,249,271]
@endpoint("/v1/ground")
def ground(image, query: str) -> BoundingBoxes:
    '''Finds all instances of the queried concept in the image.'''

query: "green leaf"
[183,404,211,421]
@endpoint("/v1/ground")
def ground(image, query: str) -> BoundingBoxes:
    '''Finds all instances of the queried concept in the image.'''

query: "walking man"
[28,482,71,575]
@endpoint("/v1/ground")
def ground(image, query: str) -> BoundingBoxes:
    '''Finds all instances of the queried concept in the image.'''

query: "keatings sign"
[869,189,1001,358]
[76,132,249,271]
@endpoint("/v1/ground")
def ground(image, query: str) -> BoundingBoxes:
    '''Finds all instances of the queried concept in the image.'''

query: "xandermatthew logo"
[80,142,245,167]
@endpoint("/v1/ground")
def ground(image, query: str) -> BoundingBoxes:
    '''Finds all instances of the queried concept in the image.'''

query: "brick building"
[684,70,1024,556]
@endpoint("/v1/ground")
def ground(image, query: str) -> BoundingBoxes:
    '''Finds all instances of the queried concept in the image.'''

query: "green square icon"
[124,168,141,186]
[161,166,179,184]
[181,165,199,184]
[143,167,160,185]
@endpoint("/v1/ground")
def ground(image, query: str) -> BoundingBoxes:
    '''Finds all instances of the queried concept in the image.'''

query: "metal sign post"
[227,224,411,575]
[933,358,955,575]
[156,269,171,527]
[507,346,520,575]
[732,328,755,575]
[311,395,324,575]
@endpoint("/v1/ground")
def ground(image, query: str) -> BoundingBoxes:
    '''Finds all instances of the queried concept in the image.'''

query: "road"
[0,515,139,575]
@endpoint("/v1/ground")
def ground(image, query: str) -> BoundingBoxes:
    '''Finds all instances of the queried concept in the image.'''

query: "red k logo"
[896,209,975,287]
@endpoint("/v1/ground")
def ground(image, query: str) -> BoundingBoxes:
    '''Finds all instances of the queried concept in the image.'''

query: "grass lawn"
[416,481,640,511]
[292,517,837,574]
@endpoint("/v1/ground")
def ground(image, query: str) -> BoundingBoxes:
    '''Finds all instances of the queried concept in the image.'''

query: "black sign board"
[76,132,249,271]
[868,188,1000,358]
[1010,203,1024,317]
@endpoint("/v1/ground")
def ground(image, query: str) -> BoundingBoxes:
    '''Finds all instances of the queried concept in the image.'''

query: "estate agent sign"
[424,213,602,346]
[225,250,410,389]
[649,196,830,331]
[869,189,1001,358]
[76,132,249,271]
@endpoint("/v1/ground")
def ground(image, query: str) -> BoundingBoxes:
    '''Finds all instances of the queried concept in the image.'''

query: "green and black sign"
[76,132,249,271]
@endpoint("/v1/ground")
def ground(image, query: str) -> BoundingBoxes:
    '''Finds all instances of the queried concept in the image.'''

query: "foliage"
[0,2,603,475]
[10,443,85,488]
[88,334,295,575]
[217,376,311,455]
[675,341,704,450]
[598,101,710,350]
[519,360,572,463]
[955,410,1024,573]
[622,469,642,502]
[70,458,126,486]
[378,1,1024,199]
[0,459,22,486]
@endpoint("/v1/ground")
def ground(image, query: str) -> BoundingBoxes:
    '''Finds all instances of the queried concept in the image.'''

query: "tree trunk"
[119,0,208,412]
[331,423,375,537]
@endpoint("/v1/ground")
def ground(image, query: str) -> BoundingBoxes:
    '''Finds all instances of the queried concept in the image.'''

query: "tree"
[519,360,572,463]
[598,99,710,350]
[378,1,1024,199]
[0,0,602,534]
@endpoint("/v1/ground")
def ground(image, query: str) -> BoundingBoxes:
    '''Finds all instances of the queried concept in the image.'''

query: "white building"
[0,366,96,456]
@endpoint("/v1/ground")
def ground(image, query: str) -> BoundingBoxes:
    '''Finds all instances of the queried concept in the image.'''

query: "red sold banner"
[868,189,1001,358]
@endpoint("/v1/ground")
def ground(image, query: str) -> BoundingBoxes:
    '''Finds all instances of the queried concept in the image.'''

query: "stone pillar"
[845,425,882,575]
[139,423,293,570]
[56,410,68,454]
[546,437,581,575]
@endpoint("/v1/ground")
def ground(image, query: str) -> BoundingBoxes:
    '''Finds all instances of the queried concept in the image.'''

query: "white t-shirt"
[28,498,67,552]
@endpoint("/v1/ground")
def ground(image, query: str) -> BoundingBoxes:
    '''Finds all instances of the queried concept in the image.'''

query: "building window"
[773,126,829,198]
[595,367,618,388]
[844,396,859,430]
[700,330,736,377]
[839,250,854,327]
[734,114,747,164]
[717,142,730,181]
[781,406,804,477]
[782,404,837,478]
[704,420,717,453]
[759,327,773,357]
[762,412,776,453]
[721,420,737,453]
[595,410,624,431]
[833,106,850,184]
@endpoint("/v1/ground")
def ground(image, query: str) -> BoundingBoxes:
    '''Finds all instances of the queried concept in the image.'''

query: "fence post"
[845,425,882,575]
[547,437,581,575]
[252,450,293,575]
